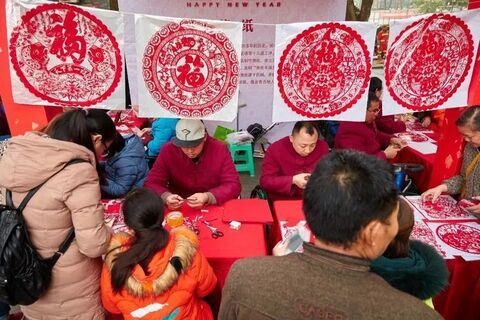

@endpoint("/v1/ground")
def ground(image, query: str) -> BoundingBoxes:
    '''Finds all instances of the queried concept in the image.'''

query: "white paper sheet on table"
[406,140,437,155]
[425,221,480,260]
[404,195,477,221]
[411,218,452,259]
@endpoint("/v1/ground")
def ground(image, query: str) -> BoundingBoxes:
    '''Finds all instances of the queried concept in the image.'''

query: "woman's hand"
[421,184,448,203]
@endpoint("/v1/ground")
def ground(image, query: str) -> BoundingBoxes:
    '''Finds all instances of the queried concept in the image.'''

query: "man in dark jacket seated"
[259,121,329,201]
[219,150,441,320]
[335,93,406,160]
[145,119,241,209]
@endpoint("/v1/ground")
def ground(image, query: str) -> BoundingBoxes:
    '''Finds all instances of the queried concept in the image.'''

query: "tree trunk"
[345,0,374,21]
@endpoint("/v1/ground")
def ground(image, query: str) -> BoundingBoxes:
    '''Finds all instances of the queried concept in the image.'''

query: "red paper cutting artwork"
[9,3,122,106]
[277,23,371,118]
[436,224,480,254]
[411,221,447,257]
[414,196,470,220]
[396,131,429,142]
[386,14,473,111]
[142,19,239,117]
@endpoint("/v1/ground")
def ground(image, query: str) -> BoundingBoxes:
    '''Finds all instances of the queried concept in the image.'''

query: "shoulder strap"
[17,159,90,212]
[13,159,90,263]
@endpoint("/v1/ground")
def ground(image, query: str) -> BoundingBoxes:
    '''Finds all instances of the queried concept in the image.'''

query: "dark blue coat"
[102,134,149,197]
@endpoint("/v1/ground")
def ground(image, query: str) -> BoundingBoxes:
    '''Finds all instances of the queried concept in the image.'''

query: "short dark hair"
[367,93,380,109]
[456,105,480,131]
[369,77,383,93]
[303,150,398,248]
[292,121,318,136]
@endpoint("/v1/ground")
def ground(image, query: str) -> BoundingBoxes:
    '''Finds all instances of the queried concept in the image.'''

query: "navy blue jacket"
[102,134,149,197]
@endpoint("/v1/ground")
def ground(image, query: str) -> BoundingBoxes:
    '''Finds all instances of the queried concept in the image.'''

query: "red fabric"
[335,121,392,159]
[145,136,241,205]
[376,115,407,134]
[260,136,329,201]
[271,200,305,246]
[428,108,465,190]
[434,257,480,320]
[223,198,274,224]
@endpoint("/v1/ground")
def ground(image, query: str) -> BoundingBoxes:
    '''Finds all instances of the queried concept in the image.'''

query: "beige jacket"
[0,132,110,320]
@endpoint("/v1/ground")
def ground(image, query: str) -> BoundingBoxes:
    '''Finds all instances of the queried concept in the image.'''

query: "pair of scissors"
[202,220,224,239]
[184,215,202,235]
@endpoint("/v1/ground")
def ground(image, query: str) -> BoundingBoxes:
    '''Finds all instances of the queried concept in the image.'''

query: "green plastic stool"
[229,143,255,177]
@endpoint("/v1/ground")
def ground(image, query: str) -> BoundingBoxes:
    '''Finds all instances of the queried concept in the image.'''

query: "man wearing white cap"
[145,119,241,209]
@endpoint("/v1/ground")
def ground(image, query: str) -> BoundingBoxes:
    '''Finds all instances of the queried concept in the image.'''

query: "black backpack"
[0,159,87,305]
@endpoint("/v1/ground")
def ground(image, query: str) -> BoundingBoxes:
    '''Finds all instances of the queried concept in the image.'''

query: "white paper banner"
[7,0,125,110]
[272,21,376,122]
[383,9,480,115]
[135,15,242,121]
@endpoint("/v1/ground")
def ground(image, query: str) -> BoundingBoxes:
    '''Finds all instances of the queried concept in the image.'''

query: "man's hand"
[165,194,184,210]
[186,193,209,209]
[390,137,407,149]
[292,173,311,189]
[383,144,401,159]
[421,184,448,203]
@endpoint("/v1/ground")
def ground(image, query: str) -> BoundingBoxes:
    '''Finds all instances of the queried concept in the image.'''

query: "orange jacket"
[101,227,217,320]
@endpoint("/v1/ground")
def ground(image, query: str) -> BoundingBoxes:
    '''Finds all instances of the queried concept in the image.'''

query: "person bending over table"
[219,150,441,320]
[370,76,407,134]
[335,93,406,160]
[145,119,241,210]
[260,121,329,201]
[422,106,480,216]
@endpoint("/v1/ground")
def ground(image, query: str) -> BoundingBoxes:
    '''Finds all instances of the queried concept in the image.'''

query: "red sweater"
[145,136,241,205]
[334,121,392,160]
[375,101,406,134]
[260,136,329,201]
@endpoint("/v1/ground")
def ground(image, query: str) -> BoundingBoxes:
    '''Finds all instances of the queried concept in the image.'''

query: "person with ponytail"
[0,109,116,319]
[101,188,217,320]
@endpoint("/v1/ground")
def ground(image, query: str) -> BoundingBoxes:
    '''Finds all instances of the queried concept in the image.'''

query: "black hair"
[456,105,480,131]
[111,188,169,293]
[303,150,398,248]
[291,121,318,136]
[104,132,125,159]
[369,77,383,93]
[43,109,117,157]
[367,92,380,109]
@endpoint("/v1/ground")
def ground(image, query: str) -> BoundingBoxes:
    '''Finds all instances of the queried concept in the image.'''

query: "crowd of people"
[1,84,479,318]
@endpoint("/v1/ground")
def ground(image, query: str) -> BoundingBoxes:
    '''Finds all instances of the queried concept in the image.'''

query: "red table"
[102,199,271,318]
[271,200,306,247]
[272,200,480,320]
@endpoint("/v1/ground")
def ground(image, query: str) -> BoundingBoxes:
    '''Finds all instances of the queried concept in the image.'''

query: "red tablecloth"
[272,200,480,320]
[103,200,269,318]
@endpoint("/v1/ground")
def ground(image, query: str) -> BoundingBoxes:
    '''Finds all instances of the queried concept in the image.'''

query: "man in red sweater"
[260,121,329,201]
[145,119,241,209]
[335,94,405,160]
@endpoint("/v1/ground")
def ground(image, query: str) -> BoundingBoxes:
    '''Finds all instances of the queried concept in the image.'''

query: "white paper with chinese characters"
[135,15,242,121]
[7,0,125,110]
[383,9,480,116]
[272,21,376,122]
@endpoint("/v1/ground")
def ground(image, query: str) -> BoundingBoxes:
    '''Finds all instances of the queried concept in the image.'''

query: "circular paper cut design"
[437,224,480,254]
[277,23,371,118]
[385,14,473,111]
[9,3,122,107]
[142,20,239,117]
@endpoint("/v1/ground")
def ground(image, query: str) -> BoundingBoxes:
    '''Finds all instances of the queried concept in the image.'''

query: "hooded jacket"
[0,132,110,320]
[102,134,149,198]
[370,240,449,300]
[101,227,217,320]
[147,118,179,156]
